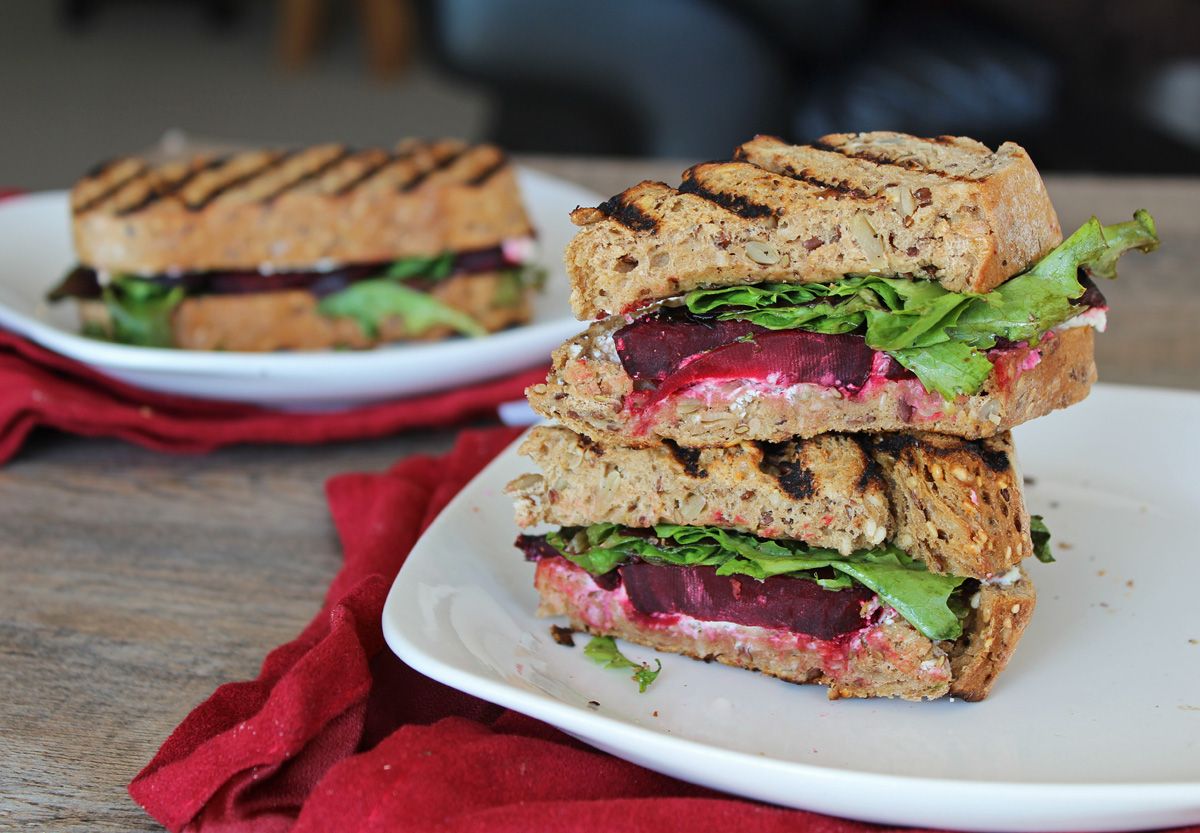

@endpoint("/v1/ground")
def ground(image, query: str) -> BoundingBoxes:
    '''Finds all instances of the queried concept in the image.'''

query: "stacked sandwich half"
[508,132,1157,700]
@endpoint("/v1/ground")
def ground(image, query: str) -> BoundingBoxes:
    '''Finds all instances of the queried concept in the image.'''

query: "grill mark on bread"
[400,145,469,192]
[467,153,509,186]
[596,192,659,232]
[332,150,403,195]
[871,433,1011,473]
[664,439,707,478]
[115,156,228,216]
[74,160,150,214]
[185,151,294,211]
[676,177,775,219]
[962,439,1011,473]
[848,434,887,492]
[758,441,816,499]
[808,139,978,182]
[261,146,353,202]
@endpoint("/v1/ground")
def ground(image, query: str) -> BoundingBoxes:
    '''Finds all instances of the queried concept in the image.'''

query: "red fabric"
[0,329,545,464]
[129,428,1198,833]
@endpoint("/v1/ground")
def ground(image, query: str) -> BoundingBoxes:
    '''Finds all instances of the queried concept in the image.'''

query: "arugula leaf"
[681,212,1158,400]
[100,275,185,347]
[318,279,486,339]
[385,253,456,281]
[1030,515,1054,563]
[545,523,969,641]
[583,636,662,692]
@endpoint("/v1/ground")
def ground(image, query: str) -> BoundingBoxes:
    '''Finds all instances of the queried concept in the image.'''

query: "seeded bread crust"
[950,574,1037,701]
[527,322,1096,444]
[76,270,531,351]
[72,139,533,276]
[508,426,1030,578]
[535,556,1033,701]
[566,132,1061,319]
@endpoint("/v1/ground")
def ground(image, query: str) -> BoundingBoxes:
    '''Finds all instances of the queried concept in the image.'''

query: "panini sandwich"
[509,131,1158,701]
[49,139,542,350]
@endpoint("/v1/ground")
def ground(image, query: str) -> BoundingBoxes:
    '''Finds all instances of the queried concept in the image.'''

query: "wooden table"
[2,160,1197,832]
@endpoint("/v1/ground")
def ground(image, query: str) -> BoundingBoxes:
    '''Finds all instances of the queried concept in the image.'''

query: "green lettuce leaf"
[318,279,486,339]
[1030,515,1054,563]
[583,636,662,692]
[100,275,185,347]
[681,212,1158,399]
[545,523,969,641]
[385,253,456,281]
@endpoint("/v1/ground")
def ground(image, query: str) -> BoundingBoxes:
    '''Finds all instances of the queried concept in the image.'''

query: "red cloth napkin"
[131,427,1192,833]
[0,329,546,464]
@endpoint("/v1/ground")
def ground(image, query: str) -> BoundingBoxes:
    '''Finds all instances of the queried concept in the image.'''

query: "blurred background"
[2,0,1198,189]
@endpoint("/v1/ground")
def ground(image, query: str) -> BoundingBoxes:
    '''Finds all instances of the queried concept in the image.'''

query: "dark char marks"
[758,441,816,499]
[664,440,707,478]
[870,433,1011,473]
[261,146,353,202]
[185,150,295,211]
[677,177,775,219]
[847,434,887,492]
[467,153,509,186]
[596,192,659,232]
[115,156,228,216]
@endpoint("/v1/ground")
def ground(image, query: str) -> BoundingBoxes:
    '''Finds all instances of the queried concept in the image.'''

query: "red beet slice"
[621,561,873,640]
[615,313,767,385]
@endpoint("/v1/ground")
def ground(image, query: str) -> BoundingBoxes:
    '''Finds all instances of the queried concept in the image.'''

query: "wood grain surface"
[0,158,1197,832]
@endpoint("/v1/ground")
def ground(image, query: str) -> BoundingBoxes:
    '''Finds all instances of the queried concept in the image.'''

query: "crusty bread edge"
[950,570,1037,701]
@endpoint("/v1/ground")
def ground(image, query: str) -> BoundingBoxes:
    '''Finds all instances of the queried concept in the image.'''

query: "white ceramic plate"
[0,168,596,408]
[382,384,1200,832]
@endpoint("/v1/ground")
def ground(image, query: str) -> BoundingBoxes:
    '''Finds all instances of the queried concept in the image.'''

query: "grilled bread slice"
[72,139,533,276]
[566,132,1061,319]
[527,319,1096,445]
[507,426,1032,579]
[535,556,1035,701]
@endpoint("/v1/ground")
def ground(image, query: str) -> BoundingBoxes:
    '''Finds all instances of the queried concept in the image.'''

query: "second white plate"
[0,167,597,408]
[383,384,1200,832]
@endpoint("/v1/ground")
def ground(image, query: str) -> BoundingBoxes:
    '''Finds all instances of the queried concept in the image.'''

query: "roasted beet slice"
[615,312,766,385]
[621,561,872,640]
[616,311,887,407]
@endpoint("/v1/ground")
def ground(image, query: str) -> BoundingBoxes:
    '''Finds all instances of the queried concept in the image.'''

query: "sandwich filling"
[48,237,543,347]
[611,212,1156,407]
[518,521,1050,643]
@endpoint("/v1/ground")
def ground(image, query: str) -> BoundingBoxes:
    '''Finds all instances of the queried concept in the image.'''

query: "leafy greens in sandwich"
[680,212,1158,399]
[533,521,1053,641]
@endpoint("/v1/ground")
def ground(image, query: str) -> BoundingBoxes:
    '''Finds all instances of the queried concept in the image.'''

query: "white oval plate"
[0,168,596,408]
[382,384,1200,832]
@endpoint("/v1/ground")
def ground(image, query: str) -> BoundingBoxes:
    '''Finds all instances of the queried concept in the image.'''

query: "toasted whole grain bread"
[72,139,533,275]
[534,556,1034,701]
[566,132,1061,319]
[507,425,1030,579]
[527,321,1096,444]
[77,270,531,351]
